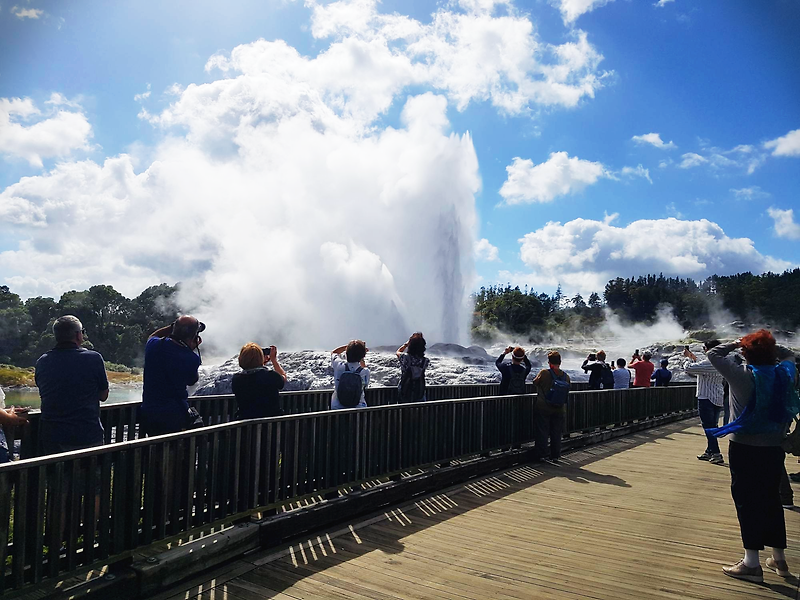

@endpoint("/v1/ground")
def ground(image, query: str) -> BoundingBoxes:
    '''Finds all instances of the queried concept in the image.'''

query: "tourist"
[232,343,287,419]
[651,359,673,387]
[35,316,109,455]
[707,330,799,583]
[532,351,570,461]
[330,340,369,409]
[629,350,655,388]
[496,346,532,395]
[139,316,205,436]
[582,350,613,390]
[396,332,430,403]
[612,358,631,389]
[0,386,28,463]
[685,341,726,465]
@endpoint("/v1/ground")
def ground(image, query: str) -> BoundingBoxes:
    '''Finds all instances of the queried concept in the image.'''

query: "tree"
[588,292,602,308]
[571,293,586,309]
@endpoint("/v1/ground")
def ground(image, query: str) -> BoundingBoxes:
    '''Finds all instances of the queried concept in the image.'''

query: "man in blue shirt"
[36,315,109,455]
[652,359,673,387]
[140,316,204,436]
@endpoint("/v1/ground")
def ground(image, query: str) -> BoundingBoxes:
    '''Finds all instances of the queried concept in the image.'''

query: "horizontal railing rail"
[0,385,696,593]
[5,381,592,459]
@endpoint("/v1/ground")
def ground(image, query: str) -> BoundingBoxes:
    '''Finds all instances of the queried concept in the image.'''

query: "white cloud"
[654,0,674,7]
[730,186,769,201]
[678,152,708,169]
[0,1,615,350]
[764,128,800,157]
[767,207,800,240]
[631,132,676,150]
[0,89,480,349]
[664,202,683,219]
[134,84,151,102]
[0,96,93,167]
[500,151,608,204]
[621,164,652,183]
[475,238,499,261]
[11,6,44,19]
[552,0,614,25]
[293,0,610,117]
[512,216,790,295]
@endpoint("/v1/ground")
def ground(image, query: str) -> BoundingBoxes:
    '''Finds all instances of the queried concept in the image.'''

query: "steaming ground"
[193,340,727,395]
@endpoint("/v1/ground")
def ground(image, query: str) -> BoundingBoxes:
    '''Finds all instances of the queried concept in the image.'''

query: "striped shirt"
[686,359,725,407]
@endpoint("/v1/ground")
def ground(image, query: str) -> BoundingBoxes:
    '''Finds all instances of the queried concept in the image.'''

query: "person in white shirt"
[612,358,631,389]
[685,340,726,464]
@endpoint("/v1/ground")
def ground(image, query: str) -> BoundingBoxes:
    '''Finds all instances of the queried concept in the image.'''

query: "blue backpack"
[546,369,570,406]
[337,364,364,408]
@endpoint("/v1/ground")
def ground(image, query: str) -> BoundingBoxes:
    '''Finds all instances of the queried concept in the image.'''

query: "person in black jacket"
[582,350,612,390]
[496,346,532,395]
[232,343,287,419]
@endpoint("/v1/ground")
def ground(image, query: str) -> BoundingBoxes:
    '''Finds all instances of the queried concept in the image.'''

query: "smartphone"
[684,345,690,351]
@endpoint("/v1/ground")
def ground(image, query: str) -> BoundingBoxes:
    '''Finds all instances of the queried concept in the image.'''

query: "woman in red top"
[629,351,655,387]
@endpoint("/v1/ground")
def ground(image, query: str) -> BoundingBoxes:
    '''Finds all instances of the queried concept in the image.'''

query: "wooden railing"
[0,385,695,593]
[4,382,592,459]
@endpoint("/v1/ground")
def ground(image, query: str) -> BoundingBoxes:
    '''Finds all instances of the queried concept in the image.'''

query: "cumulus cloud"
[11,6,44,19]
[292,0,610,116]
[475,238,500,262]
[730,186,769,201]
[499,152,608,204]
[0,1,615,350]
[678,152,708,169]
[551,0,614,25]
[631,132,676,149]
[0,96,93,167]
[767,207,800,240]
[509,215,790,295]
[134,84,151,102]
[621,164,652,183]
[764,128,800,157]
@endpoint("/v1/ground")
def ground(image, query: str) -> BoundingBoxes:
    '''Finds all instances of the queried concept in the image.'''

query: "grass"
[0,364,36,387]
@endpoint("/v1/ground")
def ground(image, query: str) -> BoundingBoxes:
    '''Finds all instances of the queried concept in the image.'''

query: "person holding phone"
[684,340,725,464]
[232,343,287,419]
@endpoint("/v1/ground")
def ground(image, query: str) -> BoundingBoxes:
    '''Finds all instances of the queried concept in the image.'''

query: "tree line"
[1,268,798,369]
[473,269,800,341]
[0,284,180,368]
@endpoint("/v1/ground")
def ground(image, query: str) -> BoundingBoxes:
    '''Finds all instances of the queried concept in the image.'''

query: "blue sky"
[1,0,799,341]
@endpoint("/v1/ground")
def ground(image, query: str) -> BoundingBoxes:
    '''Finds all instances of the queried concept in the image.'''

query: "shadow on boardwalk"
[159,419,800,600]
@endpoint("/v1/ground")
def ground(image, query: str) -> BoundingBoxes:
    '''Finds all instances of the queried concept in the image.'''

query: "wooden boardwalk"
[161,421,800,600]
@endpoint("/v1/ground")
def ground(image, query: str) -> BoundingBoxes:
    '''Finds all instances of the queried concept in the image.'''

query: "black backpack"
[600,364,615,389]
[398,363,426,403]
[337,364,364,408]
[507,368,527,395]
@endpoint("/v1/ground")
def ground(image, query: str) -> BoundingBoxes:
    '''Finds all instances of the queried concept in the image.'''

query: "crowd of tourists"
[1,314,798,586]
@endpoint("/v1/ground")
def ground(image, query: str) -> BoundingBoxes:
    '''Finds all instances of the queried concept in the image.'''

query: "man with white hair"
[35,315,109,455]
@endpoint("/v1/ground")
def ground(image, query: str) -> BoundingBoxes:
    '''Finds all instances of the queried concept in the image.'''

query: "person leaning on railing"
[139,316,205,436]
[232,343,287,419]
[532,351,570,462]
[35,315,109,455]
[330,340,369,409]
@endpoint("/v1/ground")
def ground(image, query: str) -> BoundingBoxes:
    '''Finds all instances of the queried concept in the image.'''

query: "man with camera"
[139,315,205,436]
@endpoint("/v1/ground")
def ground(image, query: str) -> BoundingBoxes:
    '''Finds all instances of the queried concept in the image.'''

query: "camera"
[262,346,273,356]
[684,345,690,351]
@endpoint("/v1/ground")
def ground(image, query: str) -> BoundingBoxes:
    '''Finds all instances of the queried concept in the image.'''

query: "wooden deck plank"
[189,421,799,600]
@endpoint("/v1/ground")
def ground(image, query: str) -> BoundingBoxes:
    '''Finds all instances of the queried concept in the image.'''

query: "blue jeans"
[698,398,722,454]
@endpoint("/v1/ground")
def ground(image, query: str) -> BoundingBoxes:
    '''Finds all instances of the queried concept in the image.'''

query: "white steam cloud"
[0,0,614,353]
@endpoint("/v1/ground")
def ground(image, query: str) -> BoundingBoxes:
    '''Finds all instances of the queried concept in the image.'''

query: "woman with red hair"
[707,330,799,583]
